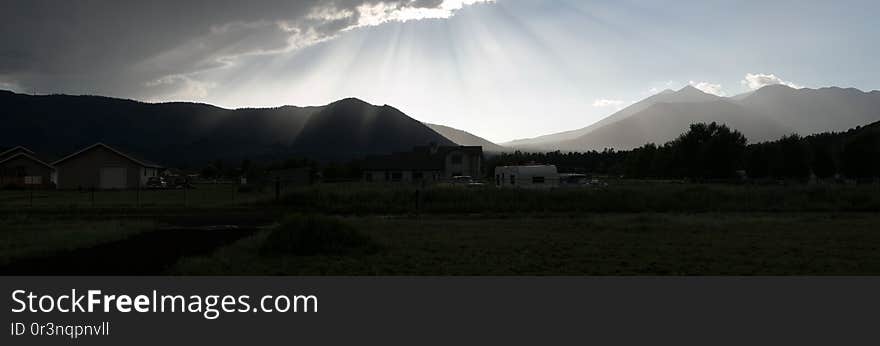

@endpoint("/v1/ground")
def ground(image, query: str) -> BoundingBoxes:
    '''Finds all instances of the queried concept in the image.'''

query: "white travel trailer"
[494,165,560,189]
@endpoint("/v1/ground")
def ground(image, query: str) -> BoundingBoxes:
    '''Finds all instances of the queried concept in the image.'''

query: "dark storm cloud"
[0,0,481,98]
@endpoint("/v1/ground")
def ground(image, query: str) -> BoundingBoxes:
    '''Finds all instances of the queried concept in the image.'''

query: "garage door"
[99,167,127,189]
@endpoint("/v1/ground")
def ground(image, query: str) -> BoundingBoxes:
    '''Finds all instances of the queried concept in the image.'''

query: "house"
[494,165,560,189]
[0,146,34,160]
[52,143,163,190]
[362,144,483,183]
[0,146,55,188]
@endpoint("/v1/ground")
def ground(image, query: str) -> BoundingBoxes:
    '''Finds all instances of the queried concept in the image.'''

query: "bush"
[261,215,377,256]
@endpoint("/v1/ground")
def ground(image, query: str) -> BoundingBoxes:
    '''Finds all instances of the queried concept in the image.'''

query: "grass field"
[170,213,880,275]
[0,214,155,266]
[2,182,880,275]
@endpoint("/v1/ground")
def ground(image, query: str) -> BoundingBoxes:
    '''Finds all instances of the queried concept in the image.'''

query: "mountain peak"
[331,97,372,107]
[677,85,704,94]
[757,84,797,92]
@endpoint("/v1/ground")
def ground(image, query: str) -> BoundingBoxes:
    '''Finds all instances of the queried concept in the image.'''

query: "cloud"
[144,75,217,101]
[647,80,678,95]
[356,0,493,26]
[688,81,726,96]
[592,99,626,108]
[0,0,493,100]
[741,73,802,90]
[0,78,21,93]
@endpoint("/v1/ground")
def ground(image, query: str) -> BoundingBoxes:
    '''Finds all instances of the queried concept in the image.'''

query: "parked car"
[451,176,474,185]
[589,178,609,187]
[450,176,485,188]
[560,173,589,187]
[146,176,167,189]
[170,176,194,189]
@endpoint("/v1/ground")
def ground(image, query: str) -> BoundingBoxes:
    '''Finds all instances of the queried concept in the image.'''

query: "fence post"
[415,189,421,215]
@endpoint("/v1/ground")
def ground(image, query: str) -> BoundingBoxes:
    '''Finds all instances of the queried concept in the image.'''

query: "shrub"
[261,214,377,256]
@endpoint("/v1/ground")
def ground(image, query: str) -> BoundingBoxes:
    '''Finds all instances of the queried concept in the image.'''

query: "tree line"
[488,121,880,181]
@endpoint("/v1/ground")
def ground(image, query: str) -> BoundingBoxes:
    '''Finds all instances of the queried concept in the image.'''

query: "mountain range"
[503,85,880,151]
[3,84,879,166]
[0,91,460,165]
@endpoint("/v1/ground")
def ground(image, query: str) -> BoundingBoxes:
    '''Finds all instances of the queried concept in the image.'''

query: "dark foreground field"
[1,183,879,275]
[172,213,880,275]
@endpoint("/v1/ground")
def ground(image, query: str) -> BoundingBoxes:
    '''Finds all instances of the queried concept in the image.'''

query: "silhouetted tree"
[842,129,880,179]
[625,144,658,178]
[745,143,772,179]
[486,120,879,183]
[806,133,840,179]
[670,122,747,179]
[769,134,812,179]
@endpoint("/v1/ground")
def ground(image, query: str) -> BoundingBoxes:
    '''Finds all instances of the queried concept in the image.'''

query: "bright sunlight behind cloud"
[689,81,726,96]
[742,73,802,90]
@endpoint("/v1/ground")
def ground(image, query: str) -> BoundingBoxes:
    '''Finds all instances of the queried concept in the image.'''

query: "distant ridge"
[505,85,880,152]
[503,85,722,148]
[424,123,508,153]
[0,91,455,165]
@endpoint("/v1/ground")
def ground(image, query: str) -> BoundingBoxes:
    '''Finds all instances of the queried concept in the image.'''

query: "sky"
[1,0,879,143]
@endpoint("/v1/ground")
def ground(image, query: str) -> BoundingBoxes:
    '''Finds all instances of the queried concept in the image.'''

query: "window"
[24,176,42,185]
[451,154,463,165]
[532,176,546,184]
[510,174,516,185]
[413,172,424,180]
[391,172,403,182]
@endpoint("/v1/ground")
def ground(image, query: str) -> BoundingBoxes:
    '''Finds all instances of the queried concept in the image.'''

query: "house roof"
[0,152,55,169]
[362,145,483,171]
[51,143,163,168]
[0,146,35,160]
